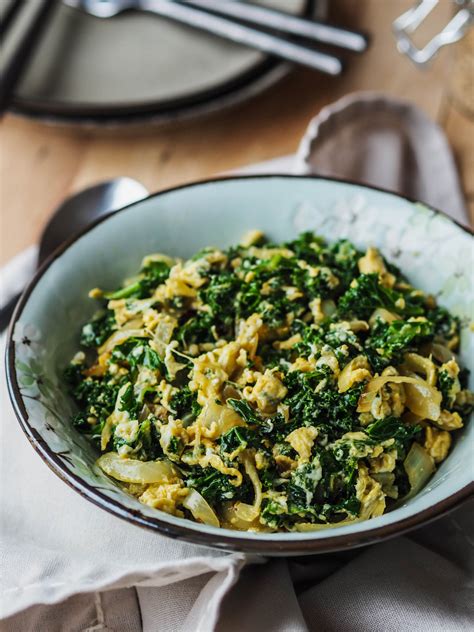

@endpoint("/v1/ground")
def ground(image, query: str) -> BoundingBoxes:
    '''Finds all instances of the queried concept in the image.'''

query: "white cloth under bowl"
[1,93,472,631]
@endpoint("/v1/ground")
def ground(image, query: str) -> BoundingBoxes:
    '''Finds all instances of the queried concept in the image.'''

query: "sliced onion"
[234,502,259,523]
[83,363,107,378]
[100,415,115,451]
[198,401,244,437]
[221,503,260,530]
[357,375,441,421]
[421,342,456,364]
[402,353,437,386]
[404,380,441,421]
[152,317,177,357]
[369,308,400,327]
[293,518,360,532]
[97,452,178,484]
[403,442,435,497]
[98,329,149,355]
[183,489,220,527]
[233,452,263,523]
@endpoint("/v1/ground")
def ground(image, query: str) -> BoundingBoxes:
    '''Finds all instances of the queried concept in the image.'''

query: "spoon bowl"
[0,177,148,331]
[38,178,148,264]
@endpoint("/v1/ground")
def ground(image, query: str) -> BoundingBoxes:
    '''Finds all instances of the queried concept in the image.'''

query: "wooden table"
[1,0,472,266]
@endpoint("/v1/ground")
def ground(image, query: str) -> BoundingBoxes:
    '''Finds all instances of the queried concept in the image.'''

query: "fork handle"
[140,0,343,75]
[183,0,369,52]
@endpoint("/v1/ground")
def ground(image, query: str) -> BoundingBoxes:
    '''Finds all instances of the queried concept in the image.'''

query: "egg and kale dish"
[66,231,473,532]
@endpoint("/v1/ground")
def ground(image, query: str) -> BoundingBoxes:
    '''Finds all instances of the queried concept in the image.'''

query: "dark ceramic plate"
[11,0,323,126]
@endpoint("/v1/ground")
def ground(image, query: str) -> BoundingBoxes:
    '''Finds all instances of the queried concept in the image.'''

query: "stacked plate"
[12,0,324,126]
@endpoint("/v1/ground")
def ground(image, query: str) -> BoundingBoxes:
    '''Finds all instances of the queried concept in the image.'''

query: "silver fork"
[64,0,345,76]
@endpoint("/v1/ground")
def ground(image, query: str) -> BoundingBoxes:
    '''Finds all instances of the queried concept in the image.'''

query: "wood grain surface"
[1,0,472,266]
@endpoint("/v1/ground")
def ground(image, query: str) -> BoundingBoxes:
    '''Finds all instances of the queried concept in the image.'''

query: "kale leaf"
[365,318,434,371]
[366,416,421,445]
[110,337,165,373]
[427,306,460,343]
[118,383,139,418]
[338,273,424,320]
[105,260,170,300]
[219,426,256,455]
[186,467,251,504]
[170,386,201,422]
[227,399,261,425]
[80,310,116,348]
[283,370,365,439]
[176,311,215,346]
[437,369,456,407]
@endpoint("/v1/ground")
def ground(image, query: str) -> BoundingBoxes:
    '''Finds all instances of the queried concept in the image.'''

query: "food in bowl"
[65,231,473,532]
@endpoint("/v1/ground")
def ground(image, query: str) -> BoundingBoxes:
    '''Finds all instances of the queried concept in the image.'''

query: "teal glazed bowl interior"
[6,175,474,554]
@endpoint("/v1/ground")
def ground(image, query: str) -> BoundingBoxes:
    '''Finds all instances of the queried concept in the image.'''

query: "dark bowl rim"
[5,173,474,554]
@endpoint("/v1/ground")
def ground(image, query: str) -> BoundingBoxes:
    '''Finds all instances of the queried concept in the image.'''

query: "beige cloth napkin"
[295,92,467,225]
[1,94,472,631]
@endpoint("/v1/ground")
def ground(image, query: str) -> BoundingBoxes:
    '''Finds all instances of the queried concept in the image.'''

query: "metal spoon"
[1,177,148,331]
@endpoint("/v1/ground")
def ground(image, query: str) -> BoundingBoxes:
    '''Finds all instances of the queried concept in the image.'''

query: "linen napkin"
[1,93,472,632]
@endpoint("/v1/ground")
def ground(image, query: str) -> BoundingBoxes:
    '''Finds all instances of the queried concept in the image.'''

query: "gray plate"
[12,0,324,126]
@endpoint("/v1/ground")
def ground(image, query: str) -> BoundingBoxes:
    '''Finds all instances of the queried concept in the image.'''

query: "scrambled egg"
[424,426,451,463]
[285,426,318,462]
[356,465,386,519]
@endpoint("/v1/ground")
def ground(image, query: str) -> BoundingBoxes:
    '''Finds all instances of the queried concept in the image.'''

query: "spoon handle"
[141,0,343,75]
[0,294,20,333]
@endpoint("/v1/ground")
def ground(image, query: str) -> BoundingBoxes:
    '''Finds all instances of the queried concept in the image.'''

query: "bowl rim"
[5,173,474,554]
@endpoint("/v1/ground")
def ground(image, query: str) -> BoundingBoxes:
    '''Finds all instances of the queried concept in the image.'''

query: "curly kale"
[427,306,460,343]
[283,370,365,439]
[104,260,171,300]
[288,458,322,507]
[169,386,201,422]
[199,272,241,332]
[110,337,165,374]
[175,311,215,346]
[365,318,434,371]
[438,369,456,407]
[366,416,421,448]
[118,383,139,418]
[261,448,361,528]
[218,426,259,456]
[186,467,251,504]
[65,373,124,437]
[137,418,163,460]
[338,273,425,320]
[80,310,116,348]
[227,398,261,425]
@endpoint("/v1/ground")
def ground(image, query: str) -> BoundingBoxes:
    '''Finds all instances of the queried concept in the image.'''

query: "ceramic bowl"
[6,175,473,555]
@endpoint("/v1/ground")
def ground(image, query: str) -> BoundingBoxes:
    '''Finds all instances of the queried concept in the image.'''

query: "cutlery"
[1,178,149,332]
[64,0,345,76]
[184,0,368,53]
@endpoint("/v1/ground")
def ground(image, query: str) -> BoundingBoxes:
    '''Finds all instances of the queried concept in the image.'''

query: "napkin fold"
[295,92,467,225]
[1,93,472,632]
